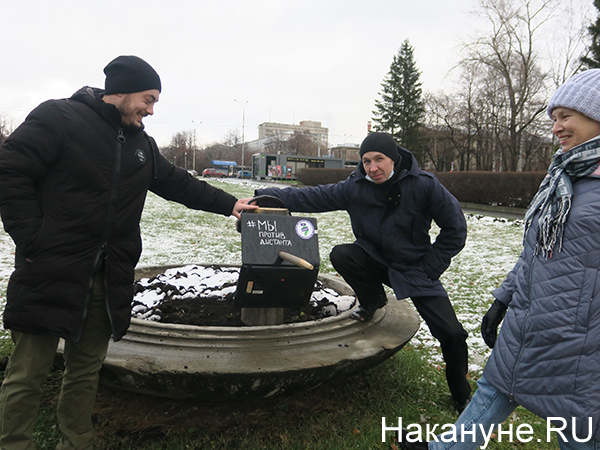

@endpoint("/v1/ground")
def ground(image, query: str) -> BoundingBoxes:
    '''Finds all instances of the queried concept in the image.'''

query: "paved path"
[460,202,526,220]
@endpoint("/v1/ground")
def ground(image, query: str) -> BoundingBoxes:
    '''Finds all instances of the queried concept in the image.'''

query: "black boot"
[454,395,472,415]
[396,428,429,449]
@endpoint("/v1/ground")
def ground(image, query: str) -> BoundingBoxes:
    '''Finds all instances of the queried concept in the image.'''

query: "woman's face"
[551,107,600,152]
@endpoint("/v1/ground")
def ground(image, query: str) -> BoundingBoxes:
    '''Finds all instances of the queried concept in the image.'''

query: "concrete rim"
[98,264,420,399]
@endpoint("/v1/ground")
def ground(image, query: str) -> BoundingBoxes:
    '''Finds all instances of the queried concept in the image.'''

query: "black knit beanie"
[104,55,162,95]
[359,132,399,162]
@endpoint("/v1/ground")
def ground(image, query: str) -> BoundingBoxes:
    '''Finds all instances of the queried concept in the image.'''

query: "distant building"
[256,120,328,148]
[329,143,360,162]
[252,153,345,180]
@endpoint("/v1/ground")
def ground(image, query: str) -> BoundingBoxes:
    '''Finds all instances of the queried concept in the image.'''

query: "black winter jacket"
[0,87,237,341]
[256,148,466,299]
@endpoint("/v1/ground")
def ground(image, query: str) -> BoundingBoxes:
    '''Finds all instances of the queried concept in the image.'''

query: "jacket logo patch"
[135,149,147,165]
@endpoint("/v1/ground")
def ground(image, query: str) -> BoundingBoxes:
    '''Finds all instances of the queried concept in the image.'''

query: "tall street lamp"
[192,120,202,173]
[234,99,248,169]
[342,134,353,159]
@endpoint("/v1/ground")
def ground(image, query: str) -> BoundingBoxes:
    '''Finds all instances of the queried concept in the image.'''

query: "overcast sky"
[0,0,592,149]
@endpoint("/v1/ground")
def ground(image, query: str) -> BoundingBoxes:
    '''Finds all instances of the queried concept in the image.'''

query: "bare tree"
[424,64,504,172]
[283,131,319,156]
[458,0,555,171]
[221,129,248,166]
[0,114,15,147]
[547,0,591,85]
[420,0,590,173]
[545,0,592,152]
[423,92,466,171]
[222,130,241,149]
[263,133,289,155]
[202,143,233,162]
[160,130,195,169]
[464,62,511,171]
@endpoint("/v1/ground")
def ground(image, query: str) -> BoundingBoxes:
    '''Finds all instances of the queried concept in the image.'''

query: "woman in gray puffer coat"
[398,71,600,450]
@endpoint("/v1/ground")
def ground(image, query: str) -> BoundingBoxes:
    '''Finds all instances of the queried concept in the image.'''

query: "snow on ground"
[421,214,523,373]
[131,264,355,321]
[0,182,524,376]
[0,231,15,324]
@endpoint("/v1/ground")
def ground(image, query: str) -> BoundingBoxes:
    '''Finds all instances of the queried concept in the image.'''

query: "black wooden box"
[235,212,320,308]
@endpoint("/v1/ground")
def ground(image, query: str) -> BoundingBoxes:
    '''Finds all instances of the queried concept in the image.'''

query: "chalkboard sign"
[235,211,320,309]
[239,213,320,268]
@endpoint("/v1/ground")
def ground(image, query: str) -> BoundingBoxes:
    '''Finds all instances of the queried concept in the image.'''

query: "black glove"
[481,300,507,349]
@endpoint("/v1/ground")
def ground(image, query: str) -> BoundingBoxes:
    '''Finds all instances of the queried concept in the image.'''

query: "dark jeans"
[330,243,471,403]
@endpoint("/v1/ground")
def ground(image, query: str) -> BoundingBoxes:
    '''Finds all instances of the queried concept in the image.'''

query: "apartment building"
[257,120,328,148]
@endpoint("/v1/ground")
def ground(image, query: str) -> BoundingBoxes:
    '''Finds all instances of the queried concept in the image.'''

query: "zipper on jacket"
[101,128,124,333]
[509,240,537,400]
[77,128,123,341]
[100,243,109,260]
[102,128,124,248]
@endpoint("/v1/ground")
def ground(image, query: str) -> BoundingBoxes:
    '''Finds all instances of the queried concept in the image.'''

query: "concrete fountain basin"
[98,264,420,400]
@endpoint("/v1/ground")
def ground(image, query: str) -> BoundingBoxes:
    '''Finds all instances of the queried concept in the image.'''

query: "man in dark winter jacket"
[255,132,471,412]
[0,55,256,450]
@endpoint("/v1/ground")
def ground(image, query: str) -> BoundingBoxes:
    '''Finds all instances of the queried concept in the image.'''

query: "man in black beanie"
[102,55,162,129]
[0,55,256,449]
[255,132,471,413]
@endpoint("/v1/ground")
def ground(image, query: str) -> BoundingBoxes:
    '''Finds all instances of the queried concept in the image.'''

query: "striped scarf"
[525,137,600,257]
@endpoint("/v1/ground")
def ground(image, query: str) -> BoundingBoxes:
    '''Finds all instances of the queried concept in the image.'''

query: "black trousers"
[330,243,471,403]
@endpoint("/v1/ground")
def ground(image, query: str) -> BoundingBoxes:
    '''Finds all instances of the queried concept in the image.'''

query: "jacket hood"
[70,86,143,131]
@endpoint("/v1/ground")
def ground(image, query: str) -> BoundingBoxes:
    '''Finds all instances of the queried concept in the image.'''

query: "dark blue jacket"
[485,176,600,441]
[256,148,466,299]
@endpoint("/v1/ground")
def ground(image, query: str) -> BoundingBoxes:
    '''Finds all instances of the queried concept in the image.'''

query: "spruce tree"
[372,39,426,161]
[582,0,600,69]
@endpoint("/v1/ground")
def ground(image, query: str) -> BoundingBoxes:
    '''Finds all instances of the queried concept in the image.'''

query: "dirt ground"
[153,293,333,326]
[135,274,344,327]
[18,279,358,447]
[35,362,371,449]
[91,381,343,447]
[85,290,353,446]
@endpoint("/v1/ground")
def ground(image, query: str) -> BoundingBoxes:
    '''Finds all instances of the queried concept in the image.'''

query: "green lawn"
[0,179,563,449]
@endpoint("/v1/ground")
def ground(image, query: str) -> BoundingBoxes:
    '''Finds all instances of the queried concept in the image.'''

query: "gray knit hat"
[547,69,600,122]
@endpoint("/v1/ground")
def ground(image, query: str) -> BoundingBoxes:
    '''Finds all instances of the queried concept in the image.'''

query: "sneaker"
[350,295,388,322]
[350,306,376,321]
